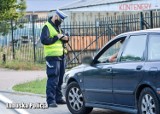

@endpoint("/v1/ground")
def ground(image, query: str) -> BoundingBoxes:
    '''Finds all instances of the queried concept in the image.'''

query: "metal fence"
[0,10,160,68]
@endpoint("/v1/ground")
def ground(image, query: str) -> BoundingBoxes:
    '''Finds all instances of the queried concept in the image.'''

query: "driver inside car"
[108,38,125,63]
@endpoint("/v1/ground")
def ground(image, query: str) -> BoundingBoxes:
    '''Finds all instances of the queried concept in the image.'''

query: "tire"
[65,82,93,114]
[138,87,160,114]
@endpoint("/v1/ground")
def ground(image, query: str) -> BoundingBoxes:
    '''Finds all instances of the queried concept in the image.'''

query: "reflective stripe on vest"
[44,22,63,57]
[64,48,68,54]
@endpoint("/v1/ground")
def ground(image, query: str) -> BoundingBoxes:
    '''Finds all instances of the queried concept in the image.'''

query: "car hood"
[71,64,87,70]
[65,64,88,77]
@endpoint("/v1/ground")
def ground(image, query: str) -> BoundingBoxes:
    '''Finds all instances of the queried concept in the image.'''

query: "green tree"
[0,0,26,35]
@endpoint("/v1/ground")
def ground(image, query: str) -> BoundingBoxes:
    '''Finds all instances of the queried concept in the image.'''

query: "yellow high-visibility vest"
[64,48,68,54]
[43,22,63,57]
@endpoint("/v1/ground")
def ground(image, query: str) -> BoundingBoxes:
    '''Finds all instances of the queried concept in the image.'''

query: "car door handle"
[106,67,112,72]
[136,65,143,70]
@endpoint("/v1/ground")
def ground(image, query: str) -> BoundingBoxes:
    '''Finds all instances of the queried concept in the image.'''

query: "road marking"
[0,94,30,114]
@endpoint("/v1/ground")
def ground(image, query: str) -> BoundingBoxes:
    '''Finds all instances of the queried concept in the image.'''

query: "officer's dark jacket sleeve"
[40,25,59,45]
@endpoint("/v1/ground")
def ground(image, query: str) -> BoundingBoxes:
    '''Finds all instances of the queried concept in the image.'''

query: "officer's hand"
[61,36,69,41]
[57,34,64,39]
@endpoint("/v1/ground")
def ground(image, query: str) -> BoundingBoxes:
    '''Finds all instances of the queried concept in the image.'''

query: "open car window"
[95,37,126,63]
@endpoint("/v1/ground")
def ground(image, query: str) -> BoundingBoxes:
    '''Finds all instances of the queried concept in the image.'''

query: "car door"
[112,34,147,107]
[83,36,126,104]
[143,33,160,92]
[82,63,113,104]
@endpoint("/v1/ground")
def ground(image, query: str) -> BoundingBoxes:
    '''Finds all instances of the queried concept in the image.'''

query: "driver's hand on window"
[108,53,118,62]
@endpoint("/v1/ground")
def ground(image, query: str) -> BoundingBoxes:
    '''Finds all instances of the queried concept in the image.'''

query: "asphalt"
[0,102,18,114]
[0,68,46,114]
[0,68,128,114]
[0,68,46,91]
[1,91,129,114]
[0,94,29,114]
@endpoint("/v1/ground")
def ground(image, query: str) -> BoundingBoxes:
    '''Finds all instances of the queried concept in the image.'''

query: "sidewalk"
[0,68,46,91]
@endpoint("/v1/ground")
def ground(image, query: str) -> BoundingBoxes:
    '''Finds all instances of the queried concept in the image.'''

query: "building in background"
[26,0,160,23]
[50,0,160,23]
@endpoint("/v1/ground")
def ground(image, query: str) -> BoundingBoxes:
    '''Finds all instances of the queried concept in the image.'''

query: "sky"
[26,0,77,12]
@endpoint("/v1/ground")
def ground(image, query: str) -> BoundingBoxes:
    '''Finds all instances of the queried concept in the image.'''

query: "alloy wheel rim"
[141,94,156,114]
[68,87,83,111]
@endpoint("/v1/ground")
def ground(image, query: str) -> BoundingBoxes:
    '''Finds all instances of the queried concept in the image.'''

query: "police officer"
[40,9,68,108]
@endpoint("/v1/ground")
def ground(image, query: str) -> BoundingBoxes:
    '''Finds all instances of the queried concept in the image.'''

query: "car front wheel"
[138,87,160,114]
[65,82,93,114]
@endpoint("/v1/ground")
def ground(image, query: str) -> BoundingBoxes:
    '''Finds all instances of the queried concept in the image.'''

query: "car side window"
[148,34,160,61]
[120,35,147,62]
[97,38,125,63]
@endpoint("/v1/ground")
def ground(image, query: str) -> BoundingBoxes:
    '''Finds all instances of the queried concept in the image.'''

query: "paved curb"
[0,90,46,98]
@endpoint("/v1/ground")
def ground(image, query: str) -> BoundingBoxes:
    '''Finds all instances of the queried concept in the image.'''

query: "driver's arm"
[108,52,118,62]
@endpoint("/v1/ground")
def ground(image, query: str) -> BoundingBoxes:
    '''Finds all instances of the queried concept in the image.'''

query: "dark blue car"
[62,29,160,114]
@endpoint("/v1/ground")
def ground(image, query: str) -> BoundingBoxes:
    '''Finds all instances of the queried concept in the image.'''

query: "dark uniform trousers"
[46,57,65,105]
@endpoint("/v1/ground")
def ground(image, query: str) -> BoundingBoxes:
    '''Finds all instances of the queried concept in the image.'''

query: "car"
[62,28,160,114]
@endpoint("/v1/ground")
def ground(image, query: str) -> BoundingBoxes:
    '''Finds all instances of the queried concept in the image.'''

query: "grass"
[0,60,45,70]
[0,44,45,70]
[13,78,47,95]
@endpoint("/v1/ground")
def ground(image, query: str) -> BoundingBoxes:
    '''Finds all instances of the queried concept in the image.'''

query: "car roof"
[117,28,160,37]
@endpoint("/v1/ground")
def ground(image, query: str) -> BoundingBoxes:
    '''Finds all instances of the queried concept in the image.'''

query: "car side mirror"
[82,56,93,65]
